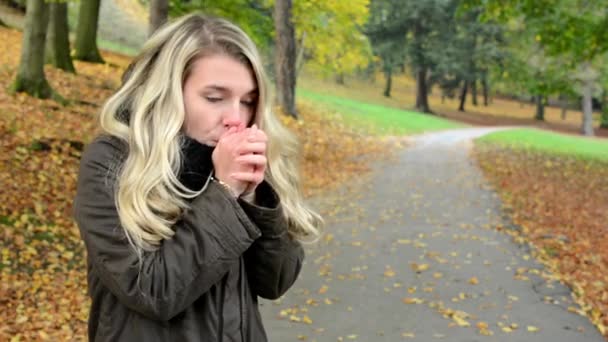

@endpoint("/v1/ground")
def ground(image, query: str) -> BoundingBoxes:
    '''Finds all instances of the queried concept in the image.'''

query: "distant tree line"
[7,0,607,135]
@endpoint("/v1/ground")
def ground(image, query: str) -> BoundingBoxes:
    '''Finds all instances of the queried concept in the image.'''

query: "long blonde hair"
[99,13,321,253]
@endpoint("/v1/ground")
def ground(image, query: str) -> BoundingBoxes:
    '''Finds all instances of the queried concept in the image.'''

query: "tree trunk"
[577,62,595,136]
[558,94,567,120]
[335,73,345,85]
[471,79,478,106]
[74,0,104,63]
[534,95,545,121]
[458,80,468,112]
[10,0,54,99]
[295,32,306,79]
[482,74,489,106]
[383,68,392,97]
[601,110,608,129]
[273,0,297,118]
[149,0,169,37]
[415,67,430,113]
[600,90,608,129]
[581,79,594,136]
[46,1,75,73]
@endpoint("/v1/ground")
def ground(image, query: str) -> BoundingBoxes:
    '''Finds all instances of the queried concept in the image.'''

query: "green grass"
[97,38,139,57]
[476,128,608,161]
[298,88,466,135]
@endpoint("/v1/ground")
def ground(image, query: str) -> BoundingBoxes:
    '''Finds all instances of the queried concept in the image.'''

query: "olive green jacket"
[73,135,304,341]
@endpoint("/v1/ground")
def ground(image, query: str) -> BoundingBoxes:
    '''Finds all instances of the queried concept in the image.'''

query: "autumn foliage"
[475,144,608,338]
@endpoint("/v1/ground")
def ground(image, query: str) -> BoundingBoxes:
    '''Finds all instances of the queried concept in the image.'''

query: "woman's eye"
[205,97,222,103]
[241,100,255,107]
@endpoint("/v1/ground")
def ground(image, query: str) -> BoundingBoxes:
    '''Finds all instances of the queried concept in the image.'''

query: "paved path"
[260,127,604,341]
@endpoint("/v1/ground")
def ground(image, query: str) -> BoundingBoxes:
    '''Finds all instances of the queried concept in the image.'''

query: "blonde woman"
[73,13,321,342]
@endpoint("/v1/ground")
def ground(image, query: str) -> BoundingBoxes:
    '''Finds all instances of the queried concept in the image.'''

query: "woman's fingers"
[247,128,267,143]
[231,170,265,184]
[237,142,266,155]
[235,154,267,166]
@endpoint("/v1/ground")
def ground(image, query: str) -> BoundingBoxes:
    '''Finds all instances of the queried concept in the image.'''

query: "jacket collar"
[179,135,215,191]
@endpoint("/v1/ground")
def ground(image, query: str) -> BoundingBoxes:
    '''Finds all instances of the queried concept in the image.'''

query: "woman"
[73,13,321,341]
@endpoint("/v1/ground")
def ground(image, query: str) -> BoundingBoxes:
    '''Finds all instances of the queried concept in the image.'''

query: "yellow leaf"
[319,285,328,294]
[302,315,313,324]
[527,326,539,332]
[453,316,470,327]
[410,263,430,272]
[476,321,489,330]
[469,277,479,285]
[402,297,424,304]
[384,267,396,278]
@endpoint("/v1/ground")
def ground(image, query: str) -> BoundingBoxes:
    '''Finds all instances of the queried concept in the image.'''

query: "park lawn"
[474,129,608,336]
[298,72,604,132]
[476,128,608,162]
[298,88,466,136]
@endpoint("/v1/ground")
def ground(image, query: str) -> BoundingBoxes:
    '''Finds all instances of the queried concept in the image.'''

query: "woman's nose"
[222,101,243,128]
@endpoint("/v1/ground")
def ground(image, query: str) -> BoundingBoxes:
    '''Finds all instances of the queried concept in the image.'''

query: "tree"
[292,0,371,82]
[366,0,462,114]
[598,61,608,129]
[366,0,407,98]
[448,5,505,112]
[171,0,274,50]
[465,0,608,136]
[46,0,75,73]
[149,0,169,37]
[274,0,297,118]
[10,0,56,99]
[73,0,104,63]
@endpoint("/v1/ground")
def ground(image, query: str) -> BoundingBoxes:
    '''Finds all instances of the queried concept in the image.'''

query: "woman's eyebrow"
[203,85,229,92]
[203,85,258,95]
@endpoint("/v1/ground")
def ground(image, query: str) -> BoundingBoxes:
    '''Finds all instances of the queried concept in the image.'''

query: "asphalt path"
[260,128,604,342]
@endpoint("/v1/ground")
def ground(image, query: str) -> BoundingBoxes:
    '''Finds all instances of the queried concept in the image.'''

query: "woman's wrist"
[240,190,255,203]
[212,176,239,198]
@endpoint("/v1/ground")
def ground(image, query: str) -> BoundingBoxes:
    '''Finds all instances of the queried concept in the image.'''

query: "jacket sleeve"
[73,136,261,321]
[238,182,305,300]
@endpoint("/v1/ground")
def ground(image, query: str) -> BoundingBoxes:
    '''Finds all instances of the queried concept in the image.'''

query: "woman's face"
[182,54,258,146]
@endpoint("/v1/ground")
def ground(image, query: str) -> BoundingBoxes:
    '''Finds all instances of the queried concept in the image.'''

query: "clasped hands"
[212,124,267,198]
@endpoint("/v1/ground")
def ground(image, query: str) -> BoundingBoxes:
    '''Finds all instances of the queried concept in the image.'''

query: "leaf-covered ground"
[0,26,390,341]
[474,144,608,338]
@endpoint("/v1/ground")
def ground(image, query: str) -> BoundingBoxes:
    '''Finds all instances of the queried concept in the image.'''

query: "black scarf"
[179,136,215,191]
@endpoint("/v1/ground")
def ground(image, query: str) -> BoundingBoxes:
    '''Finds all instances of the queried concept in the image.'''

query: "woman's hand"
[212,124,267,197]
